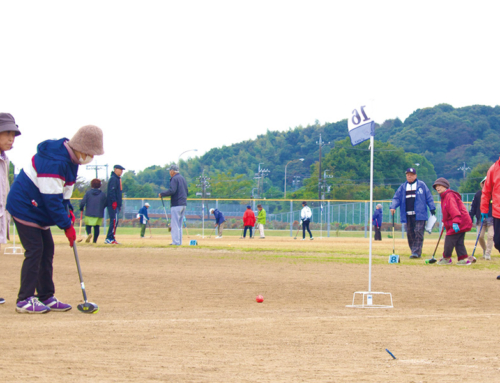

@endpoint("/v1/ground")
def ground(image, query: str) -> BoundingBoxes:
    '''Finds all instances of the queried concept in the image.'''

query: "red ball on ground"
[256,295,264,303]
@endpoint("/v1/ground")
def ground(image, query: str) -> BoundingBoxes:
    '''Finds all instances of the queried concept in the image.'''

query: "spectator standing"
[210,208,226,238]
[138,203,150,238]
[105,165,124,245]
[256,204,266,239]
[242,205,256,238]
[433,178,475,265]
[79,178,107,243]
[300,201,313,240]
[372,203,383,241]
[0,113,21,305]
[390,167,436,259]
[469,177,493,260]
[159,164,188,246]
[7,125,104,313]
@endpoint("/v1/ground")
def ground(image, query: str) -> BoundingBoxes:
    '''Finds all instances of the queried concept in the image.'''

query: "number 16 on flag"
[347,104,375,146]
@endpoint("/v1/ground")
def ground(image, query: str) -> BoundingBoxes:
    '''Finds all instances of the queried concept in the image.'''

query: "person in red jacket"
[242,205,256,239]
[433,177,475,265]
[481,159,500,253]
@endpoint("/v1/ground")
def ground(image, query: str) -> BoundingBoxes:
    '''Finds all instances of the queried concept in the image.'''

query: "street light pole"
[316,134,330,200]
[178,149,198,170]
[284,158,304,199]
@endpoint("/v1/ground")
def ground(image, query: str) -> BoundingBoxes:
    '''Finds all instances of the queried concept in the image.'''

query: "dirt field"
[1,235,500,382]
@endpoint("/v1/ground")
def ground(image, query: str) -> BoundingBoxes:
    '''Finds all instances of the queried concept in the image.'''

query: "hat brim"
[0,123,21,136]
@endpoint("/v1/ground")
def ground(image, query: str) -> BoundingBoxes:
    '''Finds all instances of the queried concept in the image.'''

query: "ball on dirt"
[256,295,264,303]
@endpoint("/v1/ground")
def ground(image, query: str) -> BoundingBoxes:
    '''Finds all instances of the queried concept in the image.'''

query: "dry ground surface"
[1,234,500,382]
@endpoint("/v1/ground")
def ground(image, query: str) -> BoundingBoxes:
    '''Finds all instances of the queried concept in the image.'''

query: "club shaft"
[73,242,89,303]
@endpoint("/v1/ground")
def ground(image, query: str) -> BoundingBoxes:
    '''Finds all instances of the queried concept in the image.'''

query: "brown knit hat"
[433,177,450,190]
[68,125,104,156]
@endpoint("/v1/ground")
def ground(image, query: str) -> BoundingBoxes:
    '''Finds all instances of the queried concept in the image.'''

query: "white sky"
[1,0,499,181]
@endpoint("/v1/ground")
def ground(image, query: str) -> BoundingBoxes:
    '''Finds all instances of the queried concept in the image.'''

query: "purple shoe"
[0,297,5,304]
[42,296,72,312]
[16,297,50,314]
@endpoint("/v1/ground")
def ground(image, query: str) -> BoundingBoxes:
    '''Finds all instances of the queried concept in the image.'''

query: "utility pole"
[254,163,270,198]
[196,169,211,238]
[316,134,330,200]
[321,170,334,200]
[457,162,471,179]
[86,163,108,180]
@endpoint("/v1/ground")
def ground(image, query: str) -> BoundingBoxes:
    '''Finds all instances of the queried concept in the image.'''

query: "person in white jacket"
[300,201,313,240]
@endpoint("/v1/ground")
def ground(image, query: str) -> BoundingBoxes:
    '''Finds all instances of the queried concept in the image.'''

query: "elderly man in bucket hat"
[159,164,188,245]
[0,113,21,306]
[7,124,104,313]
[390,167,436,259]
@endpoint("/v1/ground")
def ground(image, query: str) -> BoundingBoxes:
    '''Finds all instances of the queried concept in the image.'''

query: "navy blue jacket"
[7,139,77,229]
[138,205,149,224]
[390,179,436,223]
[80,189,107,218]
[160,173,188,207]
[372,208,383,227]
[213,209,226,225]
[469,190,492,224]
[107,171,122,209]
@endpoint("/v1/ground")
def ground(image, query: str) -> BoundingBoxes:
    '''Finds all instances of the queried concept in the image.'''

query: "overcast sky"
[1,1,498,181]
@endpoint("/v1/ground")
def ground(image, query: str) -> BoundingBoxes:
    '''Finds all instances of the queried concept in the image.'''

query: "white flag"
[347,104,375,146]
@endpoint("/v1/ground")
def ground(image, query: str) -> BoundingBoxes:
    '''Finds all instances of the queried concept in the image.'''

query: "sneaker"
[41,296,72,312]
[85,234,92,243]
[215,236,222,239]
[484,255,491,261]
[457,258,473,266]
[310,237,314,240]
[437,257,452,265]
[409,254,421,259]
[111,240,120,245]
[301,238,306,241]
[259,237,265,239]
[104,239,113,244]
[16,297,50,314]
[0,297,5,304]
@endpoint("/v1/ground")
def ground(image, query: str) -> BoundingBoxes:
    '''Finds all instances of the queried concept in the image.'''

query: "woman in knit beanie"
[6,125,104,314]
[432,177,475,266]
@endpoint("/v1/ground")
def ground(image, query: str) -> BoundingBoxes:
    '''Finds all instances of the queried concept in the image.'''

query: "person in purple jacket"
[372,204,383,241]
[6,125,104,314]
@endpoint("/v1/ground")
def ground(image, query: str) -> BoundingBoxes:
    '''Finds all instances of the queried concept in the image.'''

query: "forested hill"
[119,104,500,199]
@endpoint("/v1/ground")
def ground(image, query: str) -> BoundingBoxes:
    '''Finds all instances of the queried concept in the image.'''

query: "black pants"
[243,226,253,238]
[302,220,312,239]
[15,220,55,302]
[86,225,100,243]
[443,231,468,260]
[106,208,119,241]
[405,215,426,256]
[374,226,382,241]
[493,217,500,253]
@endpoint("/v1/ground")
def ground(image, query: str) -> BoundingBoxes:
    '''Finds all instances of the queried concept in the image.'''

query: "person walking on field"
[80,178,107,243]
[0,113,21,306]
[105,165,124,245]
[390,167,436,259]
[433,178,475,265]
[159,164,188,246]
[372,204,383,241]
[7,125,104,313]
[138,203,150,238]
[469,177,494,260]
[242,205,256,238]
[210,208,226,238]
[300,201,313,240]
[256,204,266,239]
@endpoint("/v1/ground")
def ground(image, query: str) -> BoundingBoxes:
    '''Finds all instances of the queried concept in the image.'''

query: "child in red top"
[242,206,256,239]
[433,177,475,265]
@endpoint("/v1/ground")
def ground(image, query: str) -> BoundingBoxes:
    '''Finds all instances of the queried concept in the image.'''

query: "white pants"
[171,206,186,245]
[258,223,265,238]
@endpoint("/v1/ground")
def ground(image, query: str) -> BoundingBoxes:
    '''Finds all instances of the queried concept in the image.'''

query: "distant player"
[300,201,313,240]
[210,208,226,238]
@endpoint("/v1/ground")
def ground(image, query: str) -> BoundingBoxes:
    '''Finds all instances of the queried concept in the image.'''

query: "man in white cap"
[7,124,104,313]
[0,113,21,306]
[390,167,436,259]
[138,202,150,238]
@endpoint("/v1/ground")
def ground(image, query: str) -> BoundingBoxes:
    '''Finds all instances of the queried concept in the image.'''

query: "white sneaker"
[301,238,306,241]
[310,237,314,240]
[215,236,222,239]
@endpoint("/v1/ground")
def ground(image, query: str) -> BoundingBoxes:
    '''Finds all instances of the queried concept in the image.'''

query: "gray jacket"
[80,189,107,218]
[160,173,188,207]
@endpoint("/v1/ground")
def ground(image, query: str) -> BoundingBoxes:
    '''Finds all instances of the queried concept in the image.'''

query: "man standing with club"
[105,165,124,245]
[256,204,266,239]
[390,167,436,259]
[159,164,188,246]
[7,125,104,313]
[138,202,150,238]
[0,113,21,306]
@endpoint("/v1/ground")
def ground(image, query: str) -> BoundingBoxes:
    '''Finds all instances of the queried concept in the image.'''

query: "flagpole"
[368,135,374,293]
